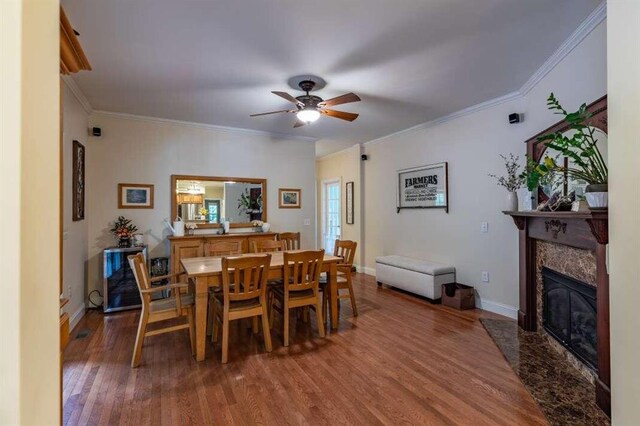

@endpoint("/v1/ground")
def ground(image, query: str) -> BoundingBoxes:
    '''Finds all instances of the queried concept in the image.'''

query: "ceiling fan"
[250,80,361,127]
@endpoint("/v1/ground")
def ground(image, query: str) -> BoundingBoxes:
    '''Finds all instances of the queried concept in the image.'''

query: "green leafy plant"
[521,155,559,191]
[237,189,263,216]
[535,93,608,185]
[110,216,138,239]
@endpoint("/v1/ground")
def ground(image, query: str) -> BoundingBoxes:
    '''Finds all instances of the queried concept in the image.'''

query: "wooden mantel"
[504,209,610,415]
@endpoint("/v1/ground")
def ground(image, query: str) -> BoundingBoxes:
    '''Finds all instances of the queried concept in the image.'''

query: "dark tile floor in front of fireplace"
[481,318,610,426]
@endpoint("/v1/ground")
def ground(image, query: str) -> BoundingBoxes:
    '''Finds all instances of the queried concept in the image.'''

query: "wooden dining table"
[181,251,343,361]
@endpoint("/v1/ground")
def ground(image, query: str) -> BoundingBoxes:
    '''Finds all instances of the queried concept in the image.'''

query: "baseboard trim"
[362,266,376,276]
[69,304,86,332]
[476,298,518,319]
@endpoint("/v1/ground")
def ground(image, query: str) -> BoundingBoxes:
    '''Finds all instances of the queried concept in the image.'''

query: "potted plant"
[535,93,608,209]
[110,216,138,248]
[489,153,525,211]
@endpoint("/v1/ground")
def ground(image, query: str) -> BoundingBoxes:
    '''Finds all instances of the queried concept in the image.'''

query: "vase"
[118,237,131,248]
[261,223,271,233]
[585,184,608,210]
[505,191,518,212]
[223,221,230,233]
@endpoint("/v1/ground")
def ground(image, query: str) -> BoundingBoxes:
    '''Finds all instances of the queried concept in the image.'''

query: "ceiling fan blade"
[272,91,302,105]
[250,109,293,117]
[319,92,361,108]
[321,109,359,122]
[293,119,307,128]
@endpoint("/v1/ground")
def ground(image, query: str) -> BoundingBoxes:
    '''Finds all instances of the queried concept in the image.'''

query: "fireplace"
[542,267,597,371]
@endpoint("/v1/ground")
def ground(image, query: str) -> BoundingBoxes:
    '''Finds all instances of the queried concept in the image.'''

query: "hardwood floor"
[63,273,547,425]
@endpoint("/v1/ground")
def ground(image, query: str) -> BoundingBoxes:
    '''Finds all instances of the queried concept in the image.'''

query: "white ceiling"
[63,0,602,157]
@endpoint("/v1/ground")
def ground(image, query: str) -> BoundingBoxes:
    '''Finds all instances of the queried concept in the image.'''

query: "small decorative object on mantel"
[527,93,608,209]
[279,188,301,208]
[118,183,154,209]
[185,222,197,236]
[252,220,264,232]
[489,154,525,212]
[110,216,138,248]
[397,162,449,213]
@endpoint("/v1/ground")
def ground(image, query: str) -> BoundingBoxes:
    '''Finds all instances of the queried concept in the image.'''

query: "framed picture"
[346,181,354,224]
[72,140,85,221]
[397,162,449,213]
[118,183,154,209]
[278,188,301,209]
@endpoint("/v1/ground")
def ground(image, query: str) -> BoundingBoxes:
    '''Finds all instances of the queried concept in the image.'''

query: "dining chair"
[270,250,325,346]
[252,239,286,253]
[205,240,243,334]
[211,254,273,363]
[204,240,242,256]
[128,253,195,368]
[278,232,301,250]
[321,240,358,319]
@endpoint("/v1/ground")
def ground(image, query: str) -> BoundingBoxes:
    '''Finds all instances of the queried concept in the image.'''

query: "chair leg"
[221,314,230,364]
[252,316,259,334]
[261,301,272,353]
[322,289,328,325]
[283,303,290,347]
[315,298,325,338]
[187,306,196,356]
[131,308,149,368]
[212,301,219,343]
[346,277,358,317]
[207,294,214,336]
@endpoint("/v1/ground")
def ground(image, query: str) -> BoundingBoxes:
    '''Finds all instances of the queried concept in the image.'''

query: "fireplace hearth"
[543,267,597,371]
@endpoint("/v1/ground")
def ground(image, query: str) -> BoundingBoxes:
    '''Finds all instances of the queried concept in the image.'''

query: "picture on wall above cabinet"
[72,140,85,221]
[118,183,154,209]
[397,162,449,213]
[346,181,354,224]
[279,188,301,209]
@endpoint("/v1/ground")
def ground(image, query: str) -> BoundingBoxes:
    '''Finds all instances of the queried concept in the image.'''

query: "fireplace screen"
[542,267,597,371]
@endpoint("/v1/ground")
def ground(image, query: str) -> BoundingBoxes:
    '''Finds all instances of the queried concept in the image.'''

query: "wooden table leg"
[194,276,208,361]
[329,263,338,330]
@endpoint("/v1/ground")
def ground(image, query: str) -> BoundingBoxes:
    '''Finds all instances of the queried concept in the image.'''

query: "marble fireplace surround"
[536,240,597,383]
[505,210,609,415]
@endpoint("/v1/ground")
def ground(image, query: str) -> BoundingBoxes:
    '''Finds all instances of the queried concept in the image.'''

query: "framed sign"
[72,140,85,221]
[278,188,301,208]
[118,183,154,209]
[346,181,354,224]
[397,162,449,213]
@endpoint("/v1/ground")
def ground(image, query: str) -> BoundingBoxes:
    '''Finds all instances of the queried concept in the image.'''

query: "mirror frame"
[170,174,267,229]
[525,95,607,206]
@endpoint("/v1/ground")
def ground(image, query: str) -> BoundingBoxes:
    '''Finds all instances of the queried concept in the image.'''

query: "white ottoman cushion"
[375,255,455,301]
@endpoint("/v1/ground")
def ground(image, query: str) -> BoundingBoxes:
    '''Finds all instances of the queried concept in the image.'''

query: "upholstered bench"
[375,255,455,302]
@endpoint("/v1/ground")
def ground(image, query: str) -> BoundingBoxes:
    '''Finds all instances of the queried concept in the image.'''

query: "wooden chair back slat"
[205,241,242,256]
[334,240,357,267]
[252,239,286,253]
[128,253,151,291]
[284,250,324,293]
[222,254,271,302]
[278,232,301,250]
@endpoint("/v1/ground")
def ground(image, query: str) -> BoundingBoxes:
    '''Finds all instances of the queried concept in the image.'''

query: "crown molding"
[520,1,607,96]
[61,75,93,114]
[358,1,606,152]
[91,110,319,143]
[363,91,521,149]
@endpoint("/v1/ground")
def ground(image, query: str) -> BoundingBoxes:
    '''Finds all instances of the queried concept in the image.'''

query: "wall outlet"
[303,218,311,226]
[481,271,490,282]
[480,222,489,233]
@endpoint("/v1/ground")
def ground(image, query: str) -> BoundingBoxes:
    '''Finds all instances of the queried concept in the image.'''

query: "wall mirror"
[171,175,267,228]
[526,95,607,206]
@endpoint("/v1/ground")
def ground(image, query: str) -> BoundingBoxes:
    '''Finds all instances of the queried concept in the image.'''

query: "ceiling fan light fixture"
[296,108,320,123]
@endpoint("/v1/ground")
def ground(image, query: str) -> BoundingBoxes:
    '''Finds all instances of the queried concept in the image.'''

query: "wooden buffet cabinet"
[169,233,278,281]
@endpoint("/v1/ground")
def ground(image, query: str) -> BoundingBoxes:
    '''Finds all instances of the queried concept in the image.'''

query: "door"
[323,180,341,253]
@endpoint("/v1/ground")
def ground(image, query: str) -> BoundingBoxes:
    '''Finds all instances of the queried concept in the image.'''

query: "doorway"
[322,179,341,253]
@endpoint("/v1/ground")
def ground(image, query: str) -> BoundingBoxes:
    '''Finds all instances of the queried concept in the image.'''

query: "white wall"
[316,145,363,268]
[360,21,607,315]
[0,0,61,422]
[86,113,317,298]
[608,1,640,423]
[63,82,89,329]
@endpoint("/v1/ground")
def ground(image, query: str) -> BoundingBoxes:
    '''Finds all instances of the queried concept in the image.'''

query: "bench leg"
[376,281,383,287]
